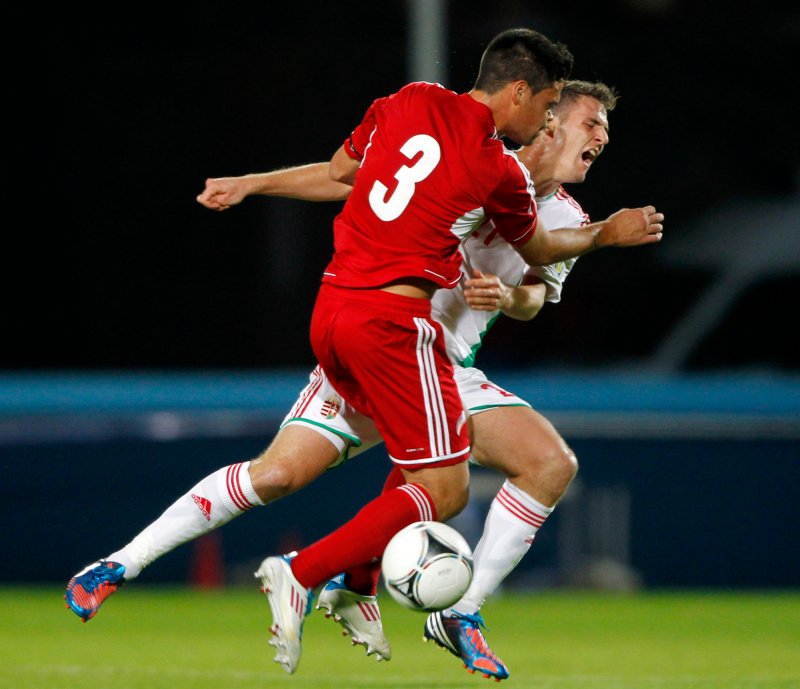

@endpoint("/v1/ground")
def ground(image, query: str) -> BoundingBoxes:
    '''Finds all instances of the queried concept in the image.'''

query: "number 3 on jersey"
[369,134,441,221]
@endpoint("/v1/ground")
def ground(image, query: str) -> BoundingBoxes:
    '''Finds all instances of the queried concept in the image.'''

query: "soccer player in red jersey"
[250,34,572,674]
[249,30,660,673]
[65,27,663,676]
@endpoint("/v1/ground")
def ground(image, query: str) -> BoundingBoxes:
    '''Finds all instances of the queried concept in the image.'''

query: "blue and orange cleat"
[424,610,509,681]
[65,560,126,622]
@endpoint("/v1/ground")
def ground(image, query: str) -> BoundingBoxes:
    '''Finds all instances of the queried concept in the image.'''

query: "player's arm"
[329,144,361,185]
[464,270,547,321]
[515,206,664,266]
[196,163,351,211]
[329,95,382,186]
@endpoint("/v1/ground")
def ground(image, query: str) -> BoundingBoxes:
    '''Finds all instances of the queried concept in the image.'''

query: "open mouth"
[581,148,599,164]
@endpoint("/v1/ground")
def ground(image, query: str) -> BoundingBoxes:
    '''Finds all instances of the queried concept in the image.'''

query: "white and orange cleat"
[254,554,312,674]
[316,574,391,661]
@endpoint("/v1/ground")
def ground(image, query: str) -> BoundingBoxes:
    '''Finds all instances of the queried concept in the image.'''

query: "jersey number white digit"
[369,134,441,221]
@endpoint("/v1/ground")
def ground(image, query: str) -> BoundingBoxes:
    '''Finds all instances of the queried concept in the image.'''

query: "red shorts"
[310,283,470,468]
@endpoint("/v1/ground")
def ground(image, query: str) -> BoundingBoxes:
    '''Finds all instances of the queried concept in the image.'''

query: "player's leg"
[257,462,462,674]
[260,462,468,671]
[457,404,576,612]
[335,467,406,594]
[65,365,369,623]
[424,369,576,681]
[257,287,470,672]
[248,425,348,502]
[288,461,467,590]
[65,425,340,622]
[288,287,470,590]
[122,425,344,575]
[315,453,474,661]
[315,465,402,661]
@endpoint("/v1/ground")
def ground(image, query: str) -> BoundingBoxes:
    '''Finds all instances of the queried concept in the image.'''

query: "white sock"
[450,479,553,615]
[107,461,263,579]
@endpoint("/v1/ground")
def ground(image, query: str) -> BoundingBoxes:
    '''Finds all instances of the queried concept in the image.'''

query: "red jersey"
[322,82,538,289]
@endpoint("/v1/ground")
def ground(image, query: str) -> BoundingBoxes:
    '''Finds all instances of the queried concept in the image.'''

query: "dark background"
[3,2,799,589]
[7,0,799,373]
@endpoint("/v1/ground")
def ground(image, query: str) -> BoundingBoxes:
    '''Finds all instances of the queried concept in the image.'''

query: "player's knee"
[545,445,578,494]
[432,481,470,521]
[528,441,578,482]
[248,457,299,502]
[509,443,577,502]
[405,462,469,521]
[555,444,579,482]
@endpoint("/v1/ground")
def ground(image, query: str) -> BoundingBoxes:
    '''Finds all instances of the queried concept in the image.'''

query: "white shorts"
[281,365,530,467]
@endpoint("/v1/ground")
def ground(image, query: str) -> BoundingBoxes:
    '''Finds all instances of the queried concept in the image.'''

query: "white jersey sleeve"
[432,219,528,366]
[525,186,590,303]
[431,184,589,366]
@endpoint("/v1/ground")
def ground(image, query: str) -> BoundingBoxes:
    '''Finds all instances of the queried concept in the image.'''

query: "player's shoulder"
[396,81,458,101]
[538,185,590,224]
[493,144,535,189]
[385,82,461,119]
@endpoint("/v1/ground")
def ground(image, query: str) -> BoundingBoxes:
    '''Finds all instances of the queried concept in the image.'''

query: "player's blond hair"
[556,80,619,112]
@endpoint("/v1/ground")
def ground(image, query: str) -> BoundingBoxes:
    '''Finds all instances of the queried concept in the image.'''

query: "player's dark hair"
[474,28,573,95]
[555,80,619,112]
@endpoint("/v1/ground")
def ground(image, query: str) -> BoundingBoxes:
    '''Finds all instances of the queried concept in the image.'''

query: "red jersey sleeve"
[484,152,538,245]
[343,96,387,161]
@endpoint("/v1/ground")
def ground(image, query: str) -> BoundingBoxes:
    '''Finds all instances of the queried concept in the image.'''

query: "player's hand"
[597,206,664,247]
[196,177,248,211]
[463,270,512,312]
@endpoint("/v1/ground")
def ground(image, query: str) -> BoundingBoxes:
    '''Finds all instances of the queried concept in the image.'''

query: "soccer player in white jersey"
[421,80,614,679]
[65,80,624,680]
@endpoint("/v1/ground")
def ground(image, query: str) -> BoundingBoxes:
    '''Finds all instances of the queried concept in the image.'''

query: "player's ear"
[510,80,527,106]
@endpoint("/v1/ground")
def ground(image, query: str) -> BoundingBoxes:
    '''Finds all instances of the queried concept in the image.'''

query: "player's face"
[507,82,563,147]
[550,96,610,183]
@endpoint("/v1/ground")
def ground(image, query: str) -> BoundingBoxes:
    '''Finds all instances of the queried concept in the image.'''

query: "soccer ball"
[381,521,473,612]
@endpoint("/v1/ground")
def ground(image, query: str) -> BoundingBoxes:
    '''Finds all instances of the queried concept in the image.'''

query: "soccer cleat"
[64,560,126,622]
[254,554,313,675]
[316,574,391,661]
[424,610,509,681]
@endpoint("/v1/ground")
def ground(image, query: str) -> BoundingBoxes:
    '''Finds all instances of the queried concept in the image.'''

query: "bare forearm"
[500,282,546,321]
[329,145,360,185]
[463,271,545,321]
[197,162,351,210]
[243,163,351,201]
[516,206,664,266]
[517,222,603,266]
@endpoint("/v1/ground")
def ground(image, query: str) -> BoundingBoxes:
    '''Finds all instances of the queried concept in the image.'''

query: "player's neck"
[467,88,491,107]
[533,178,559,197]
[468,87,513,136]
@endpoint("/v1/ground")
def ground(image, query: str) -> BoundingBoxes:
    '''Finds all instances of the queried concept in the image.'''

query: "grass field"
[2,586,798,689]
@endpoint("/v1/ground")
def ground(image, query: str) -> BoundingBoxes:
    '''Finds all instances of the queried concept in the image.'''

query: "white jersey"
[432,185,590,366]
[283,192,588,463]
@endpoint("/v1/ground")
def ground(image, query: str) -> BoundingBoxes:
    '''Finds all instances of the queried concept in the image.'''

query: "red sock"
[381,466,407,493]
[344,467,407,595]
[291,480,434,589]
[343,559,382,596]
